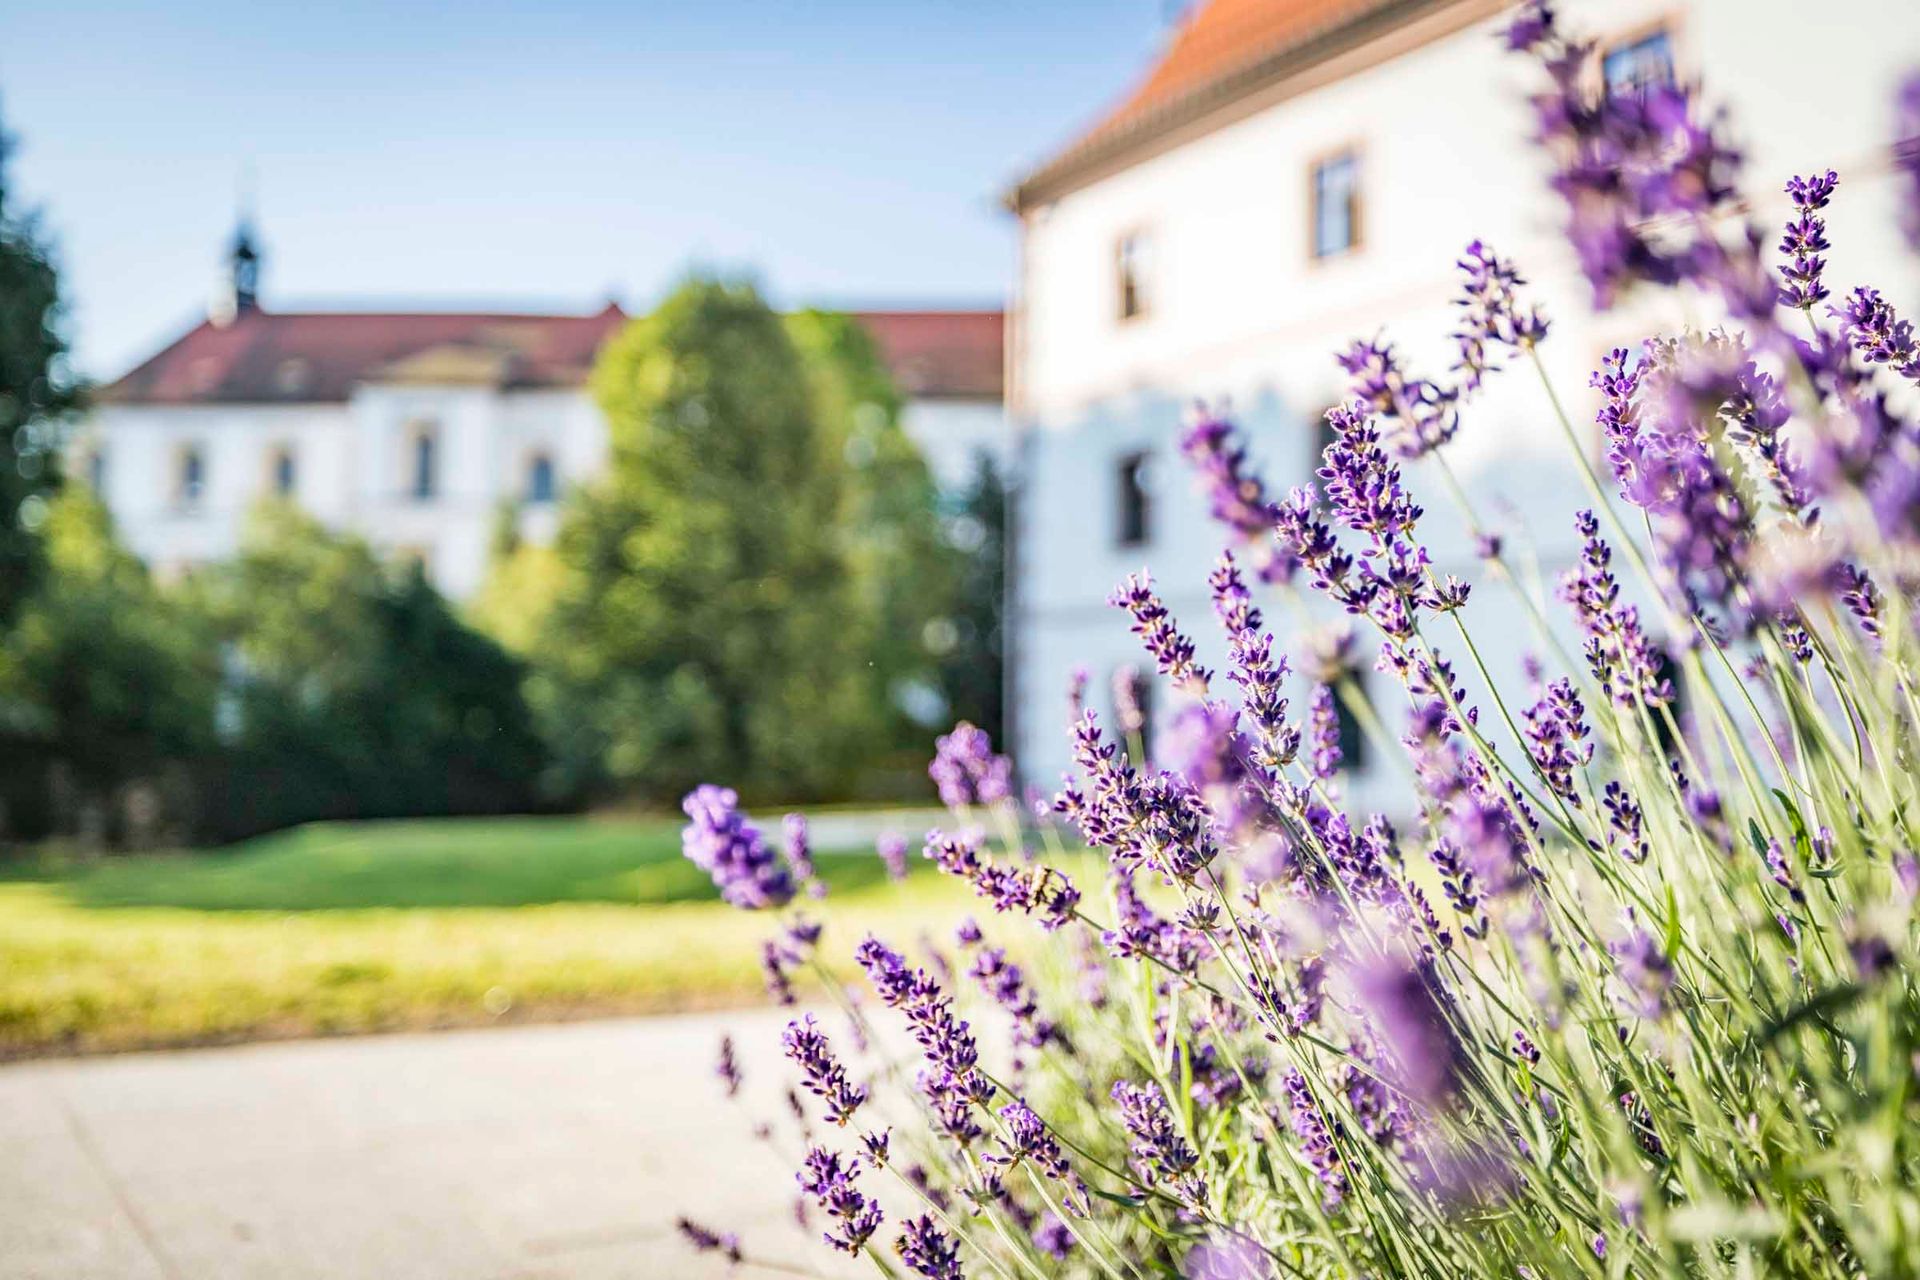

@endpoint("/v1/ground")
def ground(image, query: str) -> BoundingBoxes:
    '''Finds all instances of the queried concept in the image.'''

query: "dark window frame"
[1309,146,1364,261]
[1116,450,1152,548]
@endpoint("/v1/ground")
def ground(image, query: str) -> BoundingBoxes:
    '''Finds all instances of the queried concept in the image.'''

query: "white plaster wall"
[900,397,1008,490]
[1011,0,1920,798]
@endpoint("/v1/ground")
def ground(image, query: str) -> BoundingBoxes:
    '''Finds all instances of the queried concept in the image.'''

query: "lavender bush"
[678,8,1920,1276]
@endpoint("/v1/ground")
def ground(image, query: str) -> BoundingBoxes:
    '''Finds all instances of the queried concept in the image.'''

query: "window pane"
[528,454,555,503]
[1313,153,1359,258]
[412,432,436,499]
[1603,30,1673,95]
[1116,451,1151,546]
[273,449,297,495]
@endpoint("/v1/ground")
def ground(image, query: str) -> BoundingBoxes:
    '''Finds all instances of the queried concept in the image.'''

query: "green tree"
[0,105,78,627]
[786,309,962,762]
[192,502,549,839]
[938,451,1007,747]
[536,277,876,802]
[0,490,215,841]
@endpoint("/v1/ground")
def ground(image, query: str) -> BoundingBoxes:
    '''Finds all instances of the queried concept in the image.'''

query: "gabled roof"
[1009,0,1482,210]
[103,305,1005,405]
[852,310,1004,400]
[102,305,630,405]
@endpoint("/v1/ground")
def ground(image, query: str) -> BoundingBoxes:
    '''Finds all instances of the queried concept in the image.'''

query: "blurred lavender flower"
[876,830,910,882]
[1522,676,1592,806]
[1349,950,1467,1109]
[1609,927,1673,1021]
[784,1015,867,1127]
[1112,1079,1207,1207]
[1033,1213,1075,1260]
[1185,1236,1272,1279]
[968,946,1060,1053]
[1560,511,1672,708]
[1307,684,1342,781]
[682,785,794,910]
[894,1214,962,1280]
[1209,552,1300,774]
[1897,73,1920,252]
[929,721,1013,809]
[1180,412,1297,584]
[1282,1068,1347,1209]
[676,1217,742,1267]
[783,813,824,898]
[1112,664,1147,739]
[996,1100,1088,1213]
[797,1146,882,1254]
[1339,338,1459,457]
[716,1034,742,1098]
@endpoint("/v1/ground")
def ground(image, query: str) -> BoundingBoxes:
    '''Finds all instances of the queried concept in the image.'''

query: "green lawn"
[0,815,959,1059]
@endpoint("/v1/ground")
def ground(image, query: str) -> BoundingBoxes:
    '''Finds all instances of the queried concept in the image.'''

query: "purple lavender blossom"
[682,785,794,910]
[1602,782,1648,863]
[894,1215,962,1280]
[997,1100,1088,1213]
[1033,1214,1076,1261]
[854,936,985,1091]
[1349,950,1467,1108]
[860,1129,891,1169]
[1111,664,1147,739]
[1185,1236,1270,1280]
[929,721,1013,810]
[1522,676,1593,806]
[676,1217,743,1266]
[877,831,910,882]
[1282,1068,1347,1210]
[1560,511,1672,708]
[1307,684,1342,781]
[1180,412,1297,584]
[968,947,1059,1053]
[1338,338,1459,457]
[1897,73,1920,253]
[1608,927,1673,1021]
[924,830,1081,930]
[761,939,797,1005]
[783,813,824,897]
[1109,571,1211,693]
[797,1146,882,1254]
[783,1015,867,1127]
[1833,287,1920,385]
[1452,240,1549,393]
[1777,171,1836,311]
[1209,553,1300,773]
[716,1035,742,1098]
[1110,1079,1207,1207]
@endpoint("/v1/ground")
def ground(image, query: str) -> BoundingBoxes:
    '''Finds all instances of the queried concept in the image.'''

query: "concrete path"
[0,1010,864,1280]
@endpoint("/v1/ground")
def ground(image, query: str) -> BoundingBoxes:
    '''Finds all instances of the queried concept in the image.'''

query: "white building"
[1004,0,1920,794]
[81,229,1006,599]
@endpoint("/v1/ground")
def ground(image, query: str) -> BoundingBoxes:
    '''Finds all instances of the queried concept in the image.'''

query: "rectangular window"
[1332,672,1368,773]
[409,425,438,501]
[1602,28,1674,96]
[1116,451,1151,547]
[1115,230,1152,322]
[1310,150,1362,260]
[175,444,206,509]
[526,452,556,504]
[269,445,297,497]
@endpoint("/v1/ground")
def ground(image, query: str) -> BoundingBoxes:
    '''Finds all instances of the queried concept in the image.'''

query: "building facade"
[82,233,1006,599]
[1004,0,1920,797]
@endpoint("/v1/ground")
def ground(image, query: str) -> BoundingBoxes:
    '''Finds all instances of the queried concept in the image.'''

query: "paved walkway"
[0,1010,862,1279]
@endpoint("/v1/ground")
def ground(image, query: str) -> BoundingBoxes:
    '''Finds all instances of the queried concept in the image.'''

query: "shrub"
[676,10,1920,1278]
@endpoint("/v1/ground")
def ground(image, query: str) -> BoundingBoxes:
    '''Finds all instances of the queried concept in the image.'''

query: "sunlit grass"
[0,815,959,1057]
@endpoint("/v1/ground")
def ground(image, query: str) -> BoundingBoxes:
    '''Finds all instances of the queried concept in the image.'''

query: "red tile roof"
[105,305,1004,405]
[1011,0,1464,208]
[852,310,1004,400]
[102,305,631,405]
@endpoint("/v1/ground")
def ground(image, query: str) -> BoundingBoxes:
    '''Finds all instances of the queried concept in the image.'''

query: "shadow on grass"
[4,815,898,912]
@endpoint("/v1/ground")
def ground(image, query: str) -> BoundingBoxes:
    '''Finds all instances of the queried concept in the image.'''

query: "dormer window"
[408,423,438,501]
[174,444,206,509]
[1115,230,1153,322]
[526,452,556,504]
[1311,149,1363,260]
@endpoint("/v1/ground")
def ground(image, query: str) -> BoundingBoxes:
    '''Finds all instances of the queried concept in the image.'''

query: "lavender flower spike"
[797,1146,883,1254]
[1111,1079,1207,1207]
[876,830,911,882]
[676,1217,743,1267]
[682,785,794,910]
[895,1215,963,1280]
[1777,171,1835,311]
[783,1015,867,1126]
[1832,287,1920,386]
[1282,1068,1348,1209]
[929,721,1013,810]
[1110,570,1212,693]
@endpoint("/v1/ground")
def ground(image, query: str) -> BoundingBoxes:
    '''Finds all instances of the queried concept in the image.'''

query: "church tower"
[210,216,262,326]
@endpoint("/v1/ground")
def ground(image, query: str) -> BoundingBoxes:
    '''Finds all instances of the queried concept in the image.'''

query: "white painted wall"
[1010,0,1920,801]
[79,378,996,601]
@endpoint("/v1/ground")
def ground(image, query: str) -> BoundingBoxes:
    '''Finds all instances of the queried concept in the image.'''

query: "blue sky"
[1,0,1176,378]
